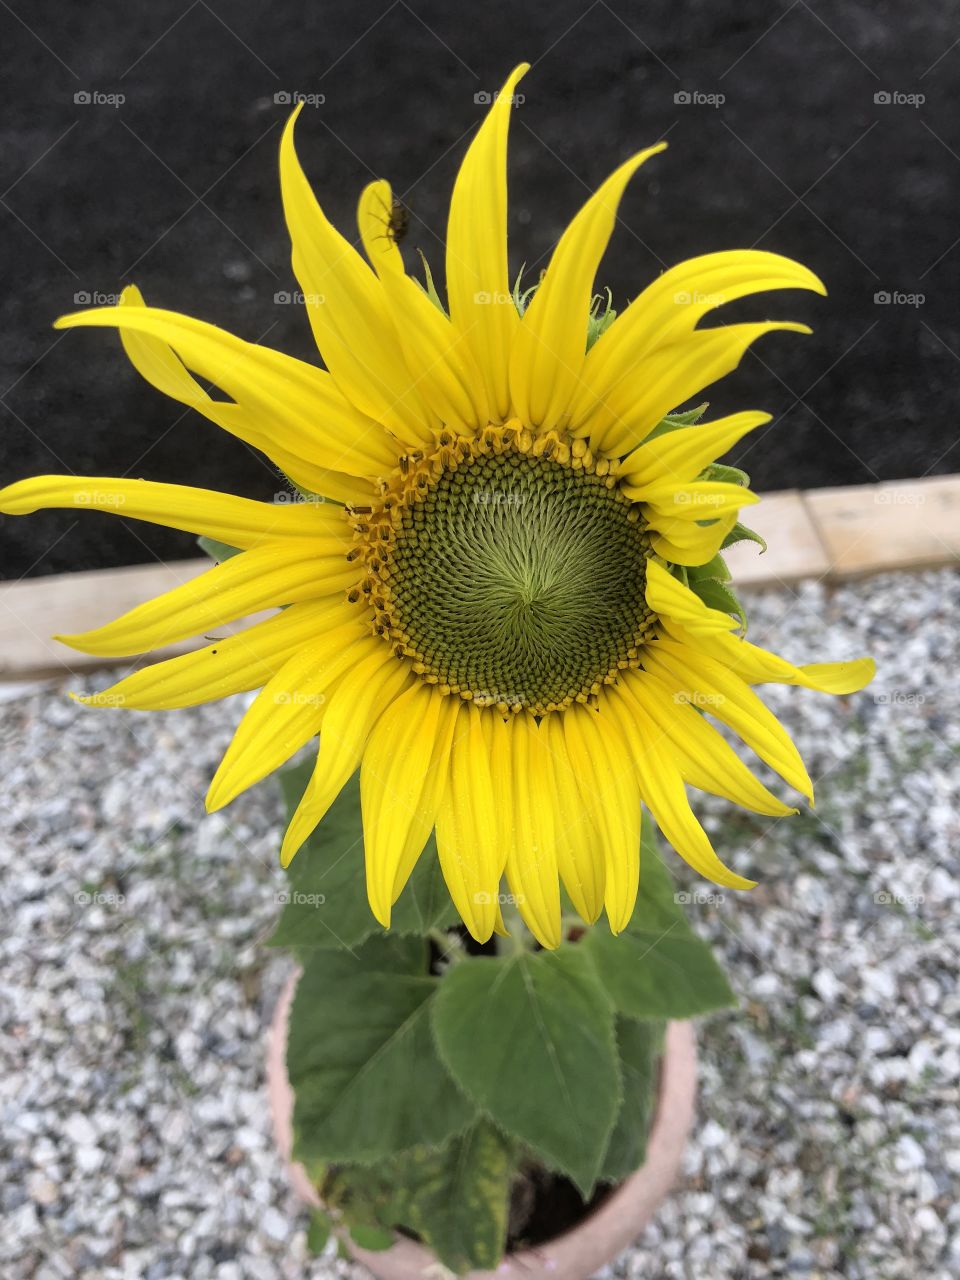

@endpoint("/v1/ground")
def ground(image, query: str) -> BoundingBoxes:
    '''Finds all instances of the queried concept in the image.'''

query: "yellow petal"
[0,475,347,548]
[569,249,824,430]
[647,513,739,567]
[279,109,435,446]
[581,322,812,457]
[645,560,738,635]
[358,180,489,429]
[542,713,604,924]
[446,63,529,421]
[631,479,760,520]
[620,411,770,488]
[280,651,413,866]
[619,671,795,817]
[605,686,756,890]
[562,704,640,934]
[58,541,358,657]
[361,684,459,926]
[58,293,398,480]
[435,703,501,942]
[75,600,364,711]
[503,714,561,948]
[644,636,814,801]
[691,629,877,694]
[206,629,376,810]
[509,143,666,432]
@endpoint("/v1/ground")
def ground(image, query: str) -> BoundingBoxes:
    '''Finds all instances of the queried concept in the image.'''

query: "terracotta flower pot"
[267,972,697,1280]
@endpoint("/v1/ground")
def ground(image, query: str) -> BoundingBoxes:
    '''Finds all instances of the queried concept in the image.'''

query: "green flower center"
[356,430,657,715]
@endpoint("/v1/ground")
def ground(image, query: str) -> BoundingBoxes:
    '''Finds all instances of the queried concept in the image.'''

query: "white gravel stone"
[2,567,958,1279]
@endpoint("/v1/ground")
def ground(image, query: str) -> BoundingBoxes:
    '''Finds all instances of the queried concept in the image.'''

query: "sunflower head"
[0,63,875,950]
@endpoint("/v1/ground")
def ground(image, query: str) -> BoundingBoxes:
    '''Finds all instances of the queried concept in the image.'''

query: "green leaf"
[269,765,457,951]
[349,1224,396,1252]
[687,553,731,584]
[583,817,736,1020]
[432,947,620,1195]
[721,521,767,554]
[400,1122,513,1273]
[196,534,242,563]
[306,1209,333,1255]
[288,937,475,1164]
[599,1017,663,1183]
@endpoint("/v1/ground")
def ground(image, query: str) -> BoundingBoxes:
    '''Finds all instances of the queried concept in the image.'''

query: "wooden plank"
[722,490,831,585]
[805,477,960,577]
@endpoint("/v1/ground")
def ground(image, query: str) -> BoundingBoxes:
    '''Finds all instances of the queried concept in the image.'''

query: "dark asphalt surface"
[1,1,956,576]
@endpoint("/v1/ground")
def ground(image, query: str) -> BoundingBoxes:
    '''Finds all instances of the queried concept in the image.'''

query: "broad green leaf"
[288,937,475,1164]
[349,1224,396,1252]
[583,817,736,1020]
[721,521,767,554]
[269,765,457,951]
[306,1209,333,1255]
[400,1122,514,1273]
[432,948,620,1195]
[599,1017,663,1183]
[196,534,242,563]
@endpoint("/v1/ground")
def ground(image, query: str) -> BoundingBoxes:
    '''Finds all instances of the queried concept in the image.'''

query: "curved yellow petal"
[689,628,876,694]
[503,714,561,948]
[435,702,501,942]
[647,512,739,567]
[630,479,760,521]
[58,293,398,481]
[206,629,375,811]
[644,636,814,801]
[562,703,640,934]
[569,249,824,430]
[542,713,604,924]
[446,62,529,421]
[75,599,364,711]
[621,411,771,488]
[0,475,346,548]
[509,143,666,432]
[279,109,435,446]
[581,322,812,457]
[280,651,413,866]
[618,670,795,817]
[361,683,459,926]
[58,541,358,657]
[359,179,489,429]
[645,560,738,635]
[604,686,756,890]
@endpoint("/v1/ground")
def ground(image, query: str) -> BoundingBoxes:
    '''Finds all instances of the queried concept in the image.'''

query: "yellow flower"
[0,64,874,947]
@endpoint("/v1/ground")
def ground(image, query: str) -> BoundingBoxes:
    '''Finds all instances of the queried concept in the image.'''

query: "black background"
[1,1,957,577]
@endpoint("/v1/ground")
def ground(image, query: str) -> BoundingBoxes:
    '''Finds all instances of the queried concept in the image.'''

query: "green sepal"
[268,763,458,952]
[644,402,710,442]
[685,561,747,632]
[701,461,750,488]
[196,534,242,563]
[582,815,737,1021]
[688,553,731,584]
[416,250,447,314]
[287,936,476,1166]
[586,289,617,351]
[432,946,620,1197]
[512,265,538,316]
[598,1017,664,1183]
[721,521,767,554]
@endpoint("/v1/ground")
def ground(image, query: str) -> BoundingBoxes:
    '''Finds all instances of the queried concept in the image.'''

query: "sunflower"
[0,64,874,947]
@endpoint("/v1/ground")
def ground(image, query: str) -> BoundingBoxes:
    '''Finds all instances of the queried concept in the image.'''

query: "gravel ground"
[2,568,958,1280]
